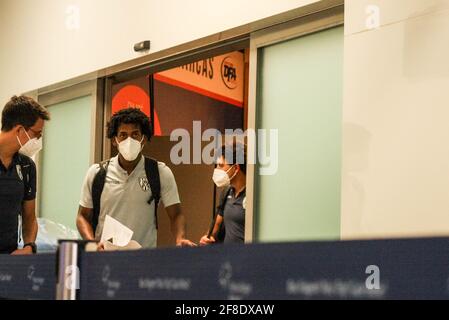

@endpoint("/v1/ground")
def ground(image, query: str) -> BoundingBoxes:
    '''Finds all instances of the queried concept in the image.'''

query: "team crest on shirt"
[16,165,23,181]
[139,177,150,191]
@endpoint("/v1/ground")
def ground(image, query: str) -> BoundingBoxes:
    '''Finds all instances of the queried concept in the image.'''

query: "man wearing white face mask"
[77,108,196,249]
[200,142,247,245]
[0,96,50,255]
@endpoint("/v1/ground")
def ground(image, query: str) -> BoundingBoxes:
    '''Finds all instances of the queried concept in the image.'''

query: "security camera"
[134,41,150,52]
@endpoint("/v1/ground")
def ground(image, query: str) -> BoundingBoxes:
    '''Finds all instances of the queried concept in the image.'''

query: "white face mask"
[17,129,42,158]
[116,137,144,161]
[212,166,237,188]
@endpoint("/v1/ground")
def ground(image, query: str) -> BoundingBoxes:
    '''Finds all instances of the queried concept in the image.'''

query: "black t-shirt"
[218,187,246,244]
[0,153,36,254]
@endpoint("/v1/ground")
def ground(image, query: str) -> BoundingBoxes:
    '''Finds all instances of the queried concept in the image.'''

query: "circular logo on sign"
[112,85,150,116]
[221,56,238,90]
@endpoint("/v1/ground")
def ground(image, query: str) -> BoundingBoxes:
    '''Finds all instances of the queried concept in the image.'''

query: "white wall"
[0,0,318,107]
[342,0,449,239]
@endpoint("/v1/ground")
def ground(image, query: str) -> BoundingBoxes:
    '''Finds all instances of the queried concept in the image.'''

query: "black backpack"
[91,157,161,233]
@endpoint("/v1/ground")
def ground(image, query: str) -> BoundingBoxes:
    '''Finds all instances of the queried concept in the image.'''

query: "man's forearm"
[171,212,186,243]
[165,204,197,247]
[166,204,187,243]
[210,215,223,239]
[22,214,37,244]
[77,216,95,240]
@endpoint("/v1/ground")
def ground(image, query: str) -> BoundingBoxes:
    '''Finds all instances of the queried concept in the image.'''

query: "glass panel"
[39,95,92,230]
[255,26,343,242]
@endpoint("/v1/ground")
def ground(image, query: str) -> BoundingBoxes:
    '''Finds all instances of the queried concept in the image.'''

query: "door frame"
[31,80,104,217]
[245,2,344,243]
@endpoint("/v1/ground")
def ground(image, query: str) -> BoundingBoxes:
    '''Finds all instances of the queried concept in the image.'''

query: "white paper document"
[100,215,134,247]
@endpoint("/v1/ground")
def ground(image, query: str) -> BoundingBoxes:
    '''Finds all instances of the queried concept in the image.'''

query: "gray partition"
[78,238,449,300]
[2,238,449,300]
[0,254,56,300]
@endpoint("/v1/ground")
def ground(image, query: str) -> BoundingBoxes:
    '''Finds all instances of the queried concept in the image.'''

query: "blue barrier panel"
[79,238,449,300]
[0,254,56,300]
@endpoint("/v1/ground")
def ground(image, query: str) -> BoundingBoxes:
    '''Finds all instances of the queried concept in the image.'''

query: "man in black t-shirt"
[200,142,247,245]
[0,96,50,254]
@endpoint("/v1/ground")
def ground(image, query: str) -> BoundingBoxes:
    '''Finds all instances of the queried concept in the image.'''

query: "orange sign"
[155,51,244,107]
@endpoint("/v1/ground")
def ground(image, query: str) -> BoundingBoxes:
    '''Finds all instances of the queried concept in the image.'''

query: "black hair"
[219,141,247,175]
[106,108,153,140]
[1,95,50,132]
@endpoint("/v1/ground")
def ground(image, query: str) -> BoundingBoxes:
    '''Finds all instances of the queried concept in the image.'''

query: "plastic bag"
[18,218,81,253]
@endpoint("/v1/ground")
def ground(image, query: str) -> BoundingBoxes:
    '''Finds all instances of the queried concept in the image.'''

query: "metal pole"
[56,241,79,300]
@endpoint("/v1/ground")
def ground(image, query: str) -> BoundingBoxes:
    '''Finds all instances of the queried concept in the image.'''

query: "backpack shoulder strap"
[217,186,232,215]
[207,186,232,241]
[144,157,161,229]
[91,160,110,233]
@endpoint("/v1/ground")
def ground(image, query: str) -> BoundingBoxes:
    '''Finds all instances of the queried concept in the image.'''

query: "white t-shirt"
[79,155,180,248]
